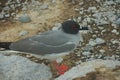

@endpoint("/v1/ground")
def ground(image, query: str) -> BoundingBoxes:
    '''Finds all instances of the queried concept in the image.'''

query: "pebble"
[77,17,82,22]
[52,23,62,31]
[89,39,97,46]
[105,1,115,5]
[3,6,11,11]
[88,38,105,46]
[79,2,84,5]
[0,14,4,19]
[111,29,119,35]
[110,39,119,44]
[95,19,109,26]
[56,57,63,63]
[18,14,31,23]
[88,6,96,12]
[19,30,29,36]
[82,51,91,56]
[99,49,105,54]
[95,38,105,44]
[4,14,10,18]
[83,45,93,51]
[115,18,120,26]
[96,0,100,3]
[51,0,56,3]
[116,0,120,3]
[98,26,104,30]
[92,34,97,38]
[40,4,48,10]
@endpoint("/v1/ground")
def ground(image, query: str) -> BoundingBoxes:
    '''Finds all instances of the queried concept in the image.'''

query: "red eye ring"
[72,25,77,29]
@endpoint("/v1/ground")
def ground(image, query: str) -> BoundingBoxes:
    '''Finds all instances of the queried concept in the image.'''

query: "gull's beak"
[79,26,89,33]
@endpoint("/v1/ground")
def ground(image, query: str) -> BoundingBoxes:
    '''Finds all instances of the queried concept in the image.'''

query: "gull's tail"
[0,42,12,50]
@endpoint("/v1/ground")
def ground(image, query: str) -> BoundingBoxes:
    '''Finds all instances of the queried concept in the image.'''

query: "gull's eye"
[72,25,78,29]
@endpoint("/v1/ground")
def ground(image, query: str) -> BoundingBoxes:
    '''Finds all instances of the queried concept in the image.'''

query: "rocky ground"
[0,0,120,80]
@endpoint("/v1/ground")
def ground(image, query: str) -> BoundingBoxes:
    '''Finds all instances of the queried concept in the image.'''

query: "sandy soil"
[0,0,80,42]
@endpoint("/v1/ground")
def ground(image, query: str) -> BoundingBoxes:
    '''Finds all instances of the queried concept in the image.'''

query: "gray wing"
[9,31,76,55]
[31,30,71,46]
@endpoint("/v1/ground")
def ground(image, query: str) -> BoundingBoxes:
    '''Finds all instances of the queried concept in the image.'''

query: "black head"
[62,20,80,34]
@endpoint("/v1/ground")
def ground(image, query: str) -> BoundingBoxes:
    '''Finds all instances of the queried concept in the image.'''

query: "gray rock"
[82,51,91,56]
[18,14,31,23]
[19,30,29,36]
[96,0,100,3]
[116,0,120,3]
[4,14,10,18]
[99,49,105,54]
[83,45,93,51]
[0,53,52,80]
[95,38,105,44]
[88,39,97,46]
[104,1,115,5]
[0,14,4,19]
[51,0,56,3]
[115,18,120,26]
[52,23,62,31]
[0,69,5,80]
[40,4,48,10]
[88,38,105,46]
[3,6,11,11]
[88,6,96,12]
[94,19,109,26]
[111,29,119,35]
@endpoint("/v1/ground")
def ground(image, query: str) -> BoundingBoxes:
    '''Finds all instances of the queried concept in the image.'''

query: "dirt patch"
[0,0,79,42]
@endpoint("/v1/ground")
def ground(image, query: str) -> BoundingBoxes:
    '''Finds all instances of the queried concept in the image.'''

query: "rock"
[40,4,48,10]
[0,69,5,80]
[51,0,56,3]
[0,53,52,80]
[19,30,29,36]
[88,39,97,46]
[83,45,93,51]
[99,49,105,54]
[55,60,120,80]
[88,38,105,46]
[116,0,120,3]
[96,0,100,3]
[77,17,82,22]
[88,6,96,12]
[111,29,119,35]
[0,14,4,19]
[115,18,120,26]
[56,57,63,63]
[95,38,105,45]
[18,14,31,23]
[110,39,120,44]
[94,19,109,26]
[82,51,91,56]
[4,14,10,18]
[3,6,11,11]
[104,1,115,5]
[52,23,62,31]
